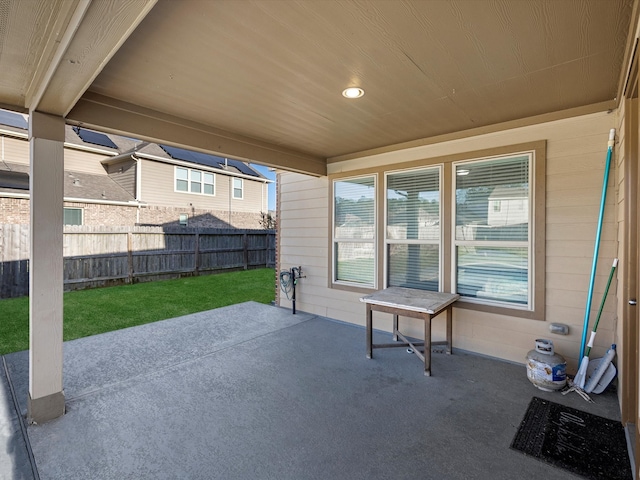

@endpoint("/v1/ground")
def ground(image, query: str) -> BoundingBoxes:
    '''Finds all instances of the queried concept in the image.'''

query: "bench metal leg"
[392,314,399,341]
[366,303,373,359]
[446,305,453,355]
[424,314,432,376]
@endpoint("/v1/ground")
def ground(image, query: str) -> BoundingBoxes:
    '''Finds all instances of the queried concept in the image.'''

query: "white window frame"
[332,174,377,289]
[384,165,443,291]
[63,207,83,226]
[451,152,534,311]
[233,177,243,199]
[174,166,215,196]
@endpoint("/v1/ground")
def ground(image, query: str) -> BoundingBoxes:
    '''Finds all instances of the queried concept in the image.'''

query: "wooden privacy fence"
[0,225,276,299]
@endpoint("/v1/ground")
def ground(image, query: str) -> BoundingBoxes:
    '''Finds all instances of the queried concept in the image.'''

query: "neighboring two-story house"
[0,109,272,228]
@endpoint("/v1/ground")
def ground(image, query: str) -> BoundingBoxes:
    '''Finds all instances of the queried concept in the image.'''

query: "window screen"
[386,167,440,291]
[333,176,375,286]
[454,155,530,306]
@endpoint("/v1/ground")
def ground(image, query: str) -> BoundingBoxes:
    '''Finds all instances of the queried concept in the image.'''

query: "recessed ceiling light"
[457,169,470,176]
[342,87,364,99]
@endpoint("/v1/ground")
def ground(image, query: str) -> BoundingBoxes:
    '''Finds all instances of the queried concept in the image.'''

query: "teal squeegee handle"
[579,129,615,360]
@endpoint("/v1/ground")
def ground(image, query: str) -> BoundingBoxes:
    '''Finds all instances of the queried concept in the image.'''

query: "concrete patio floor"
[0,301,628,479]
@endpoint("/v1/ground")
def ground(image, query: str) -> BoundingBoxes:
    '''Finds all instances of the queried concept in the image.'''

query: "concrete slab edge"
[2,356,39,479]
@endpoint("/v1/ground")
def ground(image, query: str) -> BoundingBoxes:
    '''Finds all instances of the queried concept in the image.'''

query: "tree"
[260,211,277,230]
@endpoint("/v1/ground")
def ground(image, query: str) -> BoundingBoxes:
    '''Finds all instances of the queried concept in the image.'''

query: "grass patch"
[0,268,275,356]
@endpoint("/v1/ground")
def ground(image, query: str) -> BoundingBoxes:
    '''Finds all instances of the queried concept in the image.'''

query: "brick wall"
[1,197,264,229]
[0,197,30,223]
[65,201,138,225]
[138,205,263,229]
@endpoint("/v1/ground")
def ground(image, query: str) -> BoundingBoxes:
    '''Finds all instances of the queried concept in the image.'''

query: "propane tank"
[526,339,567,391]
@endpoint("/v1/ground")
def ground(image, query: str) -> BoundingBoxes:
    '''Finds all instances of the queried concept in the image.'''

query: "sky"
[250,164,276,211]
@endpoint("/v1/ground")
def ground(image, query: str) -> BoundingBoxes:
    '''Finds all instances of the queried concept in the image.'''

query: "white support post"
[28,111,65,423]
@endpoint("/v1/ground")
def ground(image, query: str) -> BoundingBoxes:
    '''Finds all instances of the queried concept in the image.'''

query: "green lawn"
[0,268,276,355]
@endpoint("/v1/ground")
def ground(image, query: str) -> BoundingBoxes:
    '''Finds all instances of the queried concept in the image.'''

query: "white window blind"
[454,154,531,306]
[386,167,440,291]
[333,176,375,286]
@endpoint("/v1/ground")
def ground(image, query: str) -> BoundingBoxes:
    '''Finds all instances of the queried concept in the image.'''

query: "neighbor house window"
[175,167,215,195]
[233,177,243,199]
[386,166,441,291]
[333,175,376,287]
[176,167,188,191]
[63,207,83,226]
[191,170,202,193]
[453,154,531,308]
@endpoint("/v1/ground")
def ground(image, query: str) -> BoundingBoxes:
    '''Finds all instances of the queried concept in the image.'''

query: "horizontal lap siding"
[230,179,265,213]
[278,111,618,368]
[140,160,265,213]
[1,135,29,165]
[278,173,328,313]
[64,149,110,175]
[107,159,136,197]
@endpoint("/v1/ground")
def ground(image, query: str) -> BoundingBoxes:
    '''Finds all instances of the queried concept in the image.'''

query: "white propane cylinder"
[526,339,567,391]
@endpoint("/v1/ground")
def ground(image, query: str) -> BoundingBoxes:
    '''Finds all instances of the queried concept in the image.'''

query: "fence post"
[127,232,133,283]
[243,232,248,270]
[194,231,200,276]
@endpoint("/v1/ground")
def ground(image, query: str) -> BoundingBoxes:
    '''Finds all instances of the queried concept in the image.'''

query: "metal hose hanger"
[279,269,294,300]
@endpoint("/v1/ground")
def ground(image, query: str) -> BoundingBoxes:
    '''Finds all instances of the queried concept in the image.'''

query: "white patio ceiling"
[0,0,635,176]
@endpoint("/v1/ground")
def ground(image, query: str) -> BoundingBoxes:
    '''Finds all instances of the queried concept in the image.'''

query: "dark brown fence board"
[0,226,275,298]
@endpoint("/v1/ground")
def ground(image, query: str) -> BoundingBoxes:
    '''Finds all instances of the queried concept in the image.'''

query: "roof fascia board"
[0,129,28,139]
[63,197,141,206]
[0,191,141,206]
[64,142,117,156]
[67,93,327,177]
[100,152,137,166]
[0,127,117,155]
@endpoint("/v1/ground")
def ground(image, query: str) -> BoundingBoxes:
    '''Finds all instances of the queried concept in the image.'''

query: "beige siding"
[1,136,111,175]
[279,111,619,369]
[226,175,266,213]
[64,148,110,175]
[140,159,266,213]
[1,135,29,166]
[106,159,137,197]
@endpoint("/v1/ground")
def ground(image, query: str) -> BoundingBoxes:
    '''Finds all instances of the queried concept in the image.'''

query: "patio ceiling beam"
[68,92,327,177]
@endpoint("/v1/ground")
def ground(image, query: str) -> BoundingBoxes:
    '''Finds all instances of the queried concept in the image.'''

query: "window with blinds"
[386,166,441,291]
[454,154,531,307]
[333,176,376,286]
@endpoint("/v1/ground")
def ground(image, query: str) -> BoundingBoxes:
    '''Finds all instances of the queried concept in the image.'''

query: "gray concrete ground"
[0,301,626,479]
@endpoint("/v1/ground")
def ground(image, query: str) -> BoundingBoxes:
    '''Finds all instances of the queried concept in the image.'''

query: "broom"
[574,258,618,389]
[578,129,616,361]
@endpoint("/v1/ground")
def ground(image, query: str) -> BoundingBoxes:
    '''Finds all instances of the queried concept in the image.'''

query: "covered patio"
[1,1,639,478]
[1,302,625,479]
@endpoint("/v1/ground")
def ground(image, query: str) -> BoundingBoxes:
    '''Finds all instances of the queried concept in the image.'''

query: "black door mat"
[511,397,632,480]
